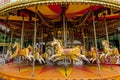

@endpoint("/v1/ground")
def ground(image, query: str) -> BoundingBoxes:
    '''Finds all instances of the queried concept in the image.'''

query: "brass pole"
[2,12,9,56]
[63,12,66,47]
[117,23,120,64]
[21,16,24,48]
[26,37,28,47]
[32,37,34,47]
[72,30,74,48]
[41,27,43,54]
[66,20,67,47]
[18,15,25,72]
[92,7,101,76]
[3,26,7,55]
[103,13,113,70]
[82,29,86,46]
[32,5,37,77]
[118,27,120,49]
[10,29,14,43]
[62,4,67,77]
[103,13,109,41]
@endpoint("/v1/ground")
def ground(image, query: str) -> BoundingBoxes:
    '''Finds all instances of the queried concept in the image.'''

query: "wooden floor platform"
[0,63,120,80]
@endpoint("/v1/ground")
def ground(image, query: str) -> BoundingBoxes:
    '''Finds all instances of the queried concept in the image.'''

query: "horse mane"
[102,40,110,47]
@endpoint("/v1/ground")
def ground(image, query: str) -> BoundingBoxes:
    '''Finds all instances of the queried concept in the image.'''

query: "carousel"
[0,0,120,80]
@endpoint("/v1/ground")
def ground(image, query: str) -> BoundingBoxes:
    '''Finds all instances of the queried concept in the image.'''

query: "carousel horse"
[34,48,45,64]
[49,38,89,63]
[11,42,34,61]
[5,43,12,59]
[88,47,97,63]
[100,40,120,63]
[80,46,97,63]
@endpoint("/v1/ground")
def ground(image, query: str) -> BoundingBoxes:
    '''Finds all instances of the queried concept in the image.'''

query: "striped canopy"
[0,2,119,39]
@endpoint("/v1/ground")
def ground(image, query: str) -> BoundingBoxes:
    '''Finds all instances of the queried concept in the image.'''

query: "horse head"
[90,47,97,53]
[51,38,64,51]
[13,42,20,49]
[102,40,109,47]
[28,45,33,52]
[51,38,58,46]
[13,42,17,48]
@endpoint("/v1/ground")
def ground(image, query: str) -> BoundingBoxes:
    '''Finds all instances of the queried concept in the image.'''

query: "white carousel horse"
[34,48,45,64]
[11,42,34,61]
[100,40,120,63]
[49,38,89,64]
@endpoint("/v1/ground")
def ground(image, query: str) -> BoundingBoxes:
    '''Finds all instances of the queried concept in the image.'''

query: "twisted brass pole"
[32,5,37,77]
[92,7,101,76]
[21,16,24,48]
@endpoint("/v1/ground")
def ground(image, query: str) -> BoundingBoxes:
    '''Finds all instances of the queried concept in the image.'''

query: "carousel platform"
[0,63,120,80]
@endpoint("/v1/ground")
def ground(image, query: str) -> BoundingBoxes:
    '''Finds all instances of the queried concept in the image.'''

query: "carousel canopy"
[0,0,120,40]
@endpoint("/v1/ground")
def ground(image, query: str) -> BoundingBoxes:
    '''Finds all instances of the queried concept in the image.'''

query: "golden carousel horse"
[80,46,97,63]
[5,43,12,59]
[10,42,34,61]
[49,38,89,63]
[100,40,120,63]
[88,47,97,63]
[34,48,45,64]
